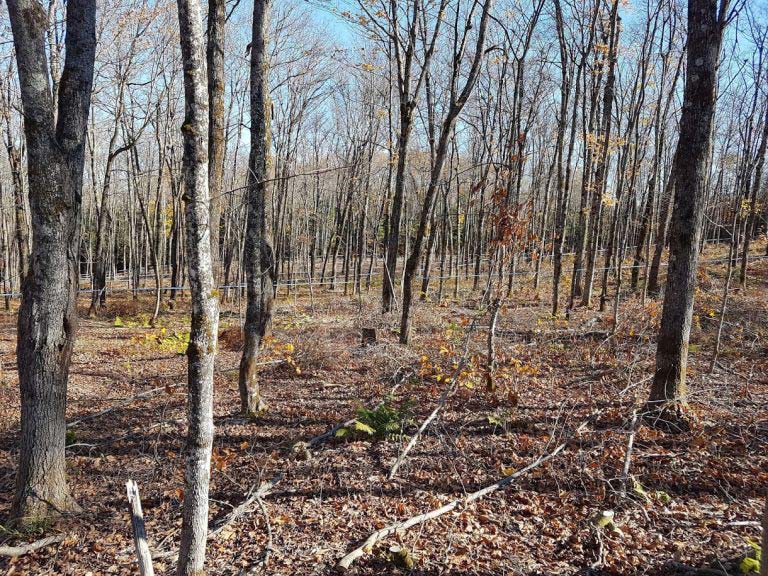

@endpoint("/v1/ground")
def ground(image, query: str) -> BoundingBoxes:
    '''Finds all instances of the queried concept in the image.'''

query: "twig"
[0,534,65,557]
[620,410,638,497]
[209,474,283,538]
[251,497,274,572]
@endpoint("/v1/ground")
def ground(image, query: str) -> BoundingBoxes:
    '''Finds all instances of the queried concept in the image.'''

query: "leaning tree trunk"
[647,0,728,427]
[175,0,220,571]
[239,0,274,417]
[399,0,491,344]
[7,0,96,525]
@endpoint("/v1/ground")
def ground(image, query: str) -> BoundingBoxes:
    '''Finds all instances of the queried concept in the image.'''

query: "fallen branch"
[388,319,478,480]
[68,386,166,428]
[387,376,460,479]
[619,410,638,497]
[249,496,274,572]
[0,534,65,557]
[151,473,284,562]
[209,473,283,538]
[144,373,404,562]
[126,479,155,576]
[339,421,588,570]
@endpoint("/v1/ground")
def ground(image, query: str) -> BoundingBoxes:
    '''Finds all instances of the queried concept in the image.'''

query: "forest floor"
[0,245,767,576]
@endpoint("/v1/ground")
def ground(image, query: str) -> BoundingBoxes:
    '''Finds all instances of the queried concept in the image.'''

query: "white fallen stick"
[620,410,638,497]
[0,534,64,557]
[126,479,155,576]
[388,319,478,480]
[339,423,586,571]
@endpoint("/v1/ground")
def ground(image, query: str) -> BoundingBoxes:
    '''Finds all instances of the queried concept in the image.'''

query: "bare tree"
[239,0,275,417]
[175,0,220,570]
[399,0,492,343]
[6,0,96,523]
[647,0,731,428]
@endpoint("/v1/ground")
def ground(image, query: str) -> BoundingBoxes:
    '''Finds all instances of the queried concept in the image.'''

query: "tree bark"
[175,0,220,571]
[7,0,96,524]
[647,0,728,427]
[207,0,226,282]
[239,0,274,417]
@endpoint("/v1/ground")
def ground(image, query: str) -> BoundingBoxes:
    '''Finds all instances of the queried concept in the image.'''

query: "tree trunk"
[207,0,225,283]
[239,0,274,417]
[175,0,220,570]
[647,0,728,427]
[7,0,96,524]
[399,0,491,344]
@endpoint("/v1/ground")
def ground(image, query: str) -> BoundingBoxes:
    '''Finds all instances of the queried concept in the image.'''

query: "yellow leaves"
[360,62,376,73]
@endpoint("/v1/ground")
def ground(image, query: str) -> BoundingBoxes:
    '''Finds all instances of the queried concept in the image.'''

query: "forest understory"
[0,244,766,576]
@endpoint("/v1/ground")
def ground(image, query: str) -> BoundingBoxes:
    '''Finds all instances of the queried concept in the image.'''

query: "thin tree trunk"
[175,0,220,570]
[239,0,274,417]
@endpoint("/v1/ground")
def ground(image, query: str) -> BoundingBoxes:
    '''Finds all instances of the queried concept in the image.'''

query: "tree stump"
[361,327,377,346]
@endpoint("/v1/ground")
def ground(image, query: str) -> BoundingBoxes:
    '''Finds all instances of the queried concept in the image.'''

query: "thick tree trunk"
[239,0,274,417]
[7,0,96,524]
[647,0,728,427]
[175,0,220,571]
